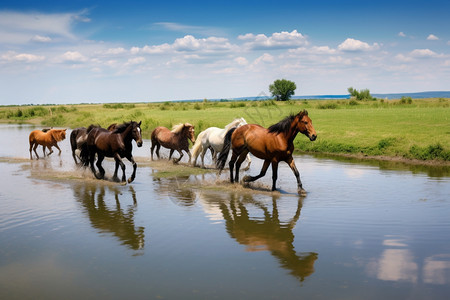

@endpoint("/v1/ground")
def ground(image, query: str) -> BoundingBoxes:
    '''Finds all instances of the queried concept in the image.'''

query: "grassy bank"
[1,98,449,163]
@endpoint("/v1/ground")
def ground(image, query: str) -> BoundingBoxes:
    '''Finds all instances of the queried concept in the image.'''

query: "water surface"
[1,124,449,299]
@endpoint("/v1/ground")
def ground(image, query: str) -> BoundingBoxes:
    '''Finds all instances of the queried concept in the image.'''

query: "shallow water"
[1,124,450,299]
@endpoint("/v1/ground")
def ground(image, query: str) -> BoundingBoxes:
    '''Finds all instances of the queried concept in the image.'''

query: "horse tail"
[216,127,236,171]
[191,130,206,159]
[70,130,78,152]
[80,141,90,167]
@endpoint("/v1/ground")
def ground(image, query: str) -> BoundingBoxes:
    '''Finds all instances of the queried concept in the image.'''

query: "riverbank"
[1,98,449,165]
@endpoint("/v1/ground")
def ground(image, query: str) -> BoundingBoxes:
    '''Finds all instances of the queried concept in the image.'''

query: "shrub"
[317,102,338,109]
[408,144,450,161]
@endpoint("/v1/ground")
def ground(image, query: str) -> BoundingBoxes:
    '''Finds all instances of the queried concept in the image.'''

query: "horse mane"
[50,129,66,142]
[86,124,101,133]
[113,121,133,133]
[224,118,246,131]
[268,110,308,135]
[171,123,192,134]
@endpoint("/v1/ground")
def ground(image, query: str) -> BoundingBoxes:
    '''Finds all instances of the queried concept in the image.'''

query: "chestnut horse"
[85,121,143,183]
[217,110,317,195]
[151,123,195,163]
[29,129,67,159]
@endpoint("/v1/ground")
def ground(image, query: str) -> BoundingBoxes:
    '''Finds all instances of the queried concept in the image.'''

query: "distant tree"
[348,87,375,101]
[269,79,297,101]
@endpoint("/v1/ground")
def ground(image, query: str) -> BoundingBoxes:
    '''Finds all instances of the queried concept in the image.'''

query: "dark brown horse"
[70,124,117,166]
[85,121,143,183]
[29,128,67,159]
[151,123,195,163]
[217,110,317,195]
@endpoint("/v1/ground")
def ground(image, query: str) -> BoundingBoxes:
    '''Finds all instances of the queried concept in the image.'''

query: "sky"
[1,0,449,105]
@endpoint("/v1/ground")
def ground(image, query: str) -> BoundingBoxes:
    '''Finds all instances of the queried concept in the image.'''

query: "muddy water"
[1,124,450,299]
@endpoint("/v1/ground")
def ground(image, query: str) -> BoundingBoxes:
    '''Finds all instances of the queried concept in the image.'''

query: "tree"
[347,87,375,101]
[269,79,297,101]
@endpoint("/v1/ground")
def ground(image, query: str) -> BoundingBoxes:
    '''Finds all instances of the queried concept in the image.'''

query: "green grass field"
[1,98,449,162]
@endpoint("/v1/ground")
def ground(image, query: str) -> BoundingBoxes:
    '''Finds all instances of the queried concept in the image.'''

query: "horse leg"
[242,153,252,171]
[33,143,40,159]
[200,147,208,168]
[72,149,78,164]
[126,155,137,183]
[234,149,249,184]
[29,141,35,159]
[54,144,62,156]
[155,144,161,159]
[186,149,192,165]
[112,160,120,182]
[95,155,106,179]
[150,142,155,160]
[174,150,183,164]
[286,157,305,195]
[114,154,126,182]
[243,159,271,183]
[228,151,238,183]
[271,161,279,191]
[169,149,175,160]
[47,146,54,156]
[211,148,217,164]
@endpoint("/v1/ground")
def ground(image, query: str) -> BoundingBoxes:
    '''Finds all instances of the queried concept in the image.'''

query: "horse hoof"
[127,177,134,184]
[298,189,307,196]
[242,175,251,182]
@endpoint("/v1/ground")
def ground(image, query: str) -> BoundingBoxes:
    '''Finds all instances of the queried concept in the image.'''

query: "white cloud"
[410,49,438,58]
[133,35,236,55]
[234,57,249,65]
[102,47,127,55]
[398,32,406,37]
[427,34,439,41]
[1,51,45,63]
[126,57,146,65]
[0,11,89,44]
[58,51,88,63]
[253,53,274,64]
[31,35,52,43]
[338,38,380,52]
[238,30,308,50]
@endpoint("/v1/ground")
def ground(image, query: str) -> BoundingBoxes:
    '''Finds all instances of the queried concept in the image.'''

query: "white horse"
[191,118,251,170]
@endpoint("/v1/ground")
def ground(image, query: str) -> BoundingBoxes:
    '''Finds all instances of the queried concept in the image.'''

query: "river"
[1,124,449,299]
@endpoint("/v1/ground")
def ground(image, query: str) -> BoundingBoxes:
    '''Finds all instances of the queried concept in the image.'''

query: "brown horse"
[29,129,67,159]
[217,110,316,195]
[85,121,143,183]
[70,124,117,166]
[151,123,195,163]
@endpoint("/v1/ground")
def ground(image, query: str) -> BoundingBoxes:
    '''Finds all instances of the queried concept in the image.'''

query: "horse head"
[51,129,67,142]
[132,121,143,147]
[296,110,317,141]
[184,123,195,143]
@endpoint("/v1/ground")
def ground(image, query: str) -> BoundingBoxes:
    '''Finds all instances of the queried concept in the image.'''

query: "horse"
[70,124,117,166]
[85,121,143,183]
[191,118,251,170]
[216,110,317,195]
[29,128,67,160]
[151,123,195,163]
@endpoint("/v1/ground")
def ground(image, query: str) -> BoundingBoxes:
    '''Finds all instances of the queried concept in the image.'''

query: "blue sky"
[1,0,449,104]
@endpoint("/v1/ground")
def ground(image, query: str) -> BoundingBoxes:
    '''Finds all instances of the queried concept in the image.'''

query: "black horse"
[84,121,143,183]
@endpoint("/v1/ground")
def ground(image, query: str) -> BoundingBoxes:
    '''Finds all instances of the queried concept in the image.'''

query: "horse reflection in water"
[152,175,197,207]
[72,183,145,251]
[201,192,318,282]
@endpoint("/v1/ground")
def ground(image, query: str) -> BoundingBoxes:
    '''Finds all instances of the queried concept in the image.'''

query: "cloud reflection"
[367,236,450,285]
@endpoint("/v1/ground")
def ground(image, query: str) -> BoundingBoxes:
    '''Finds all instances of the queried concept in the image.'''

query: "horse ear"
[138,121,142,126]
